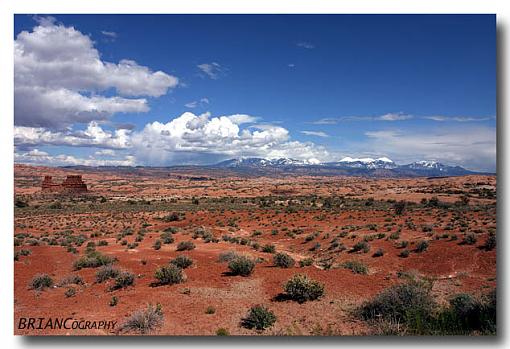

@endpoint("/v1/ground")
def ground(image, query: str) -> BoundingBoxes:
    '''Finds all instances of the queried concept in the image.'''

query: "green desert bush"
[241,305,277,331]
[110,296,118,307]
[154,265,186,285]
[462,233,478,245]
[176,241,195,251]
[483,234,496,251]
[29,273,54,291]
[74,251,116,270]
[359,281,496,335]
[205,306,216,314]
[273,252,295,268]
[299,258,314,267]
[216,328,229,336]
[64,287,76,298]
[358,281,435,326]
[122,304,164,334]
[434,291,496,334]
[218,251,238,263]
[111,270,135,290]
[283,274,325,303]
[342,260,369,274]
[170,255,193,269]
[393,201,407,215]
[415,240,429,253]
[228,256,255,276]
[352,241,370,253]
[261,244,276,253]
[95,265,120,283]
[60,274,84,286]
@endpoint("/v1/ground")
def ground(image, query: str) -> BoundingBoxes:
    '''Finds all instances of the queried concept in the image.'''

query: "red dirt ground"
[13,165,496,335]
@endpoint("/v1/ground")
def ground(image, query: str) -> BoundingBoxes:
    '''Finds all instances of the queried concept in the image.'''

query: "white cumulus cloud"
[14,17,178,128]
[14,122,132,149]
[130,112,329,165]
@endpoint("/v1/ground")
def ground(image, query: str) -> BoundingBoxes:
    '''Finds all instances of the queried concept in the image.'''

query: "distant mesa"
[41,175,88,193]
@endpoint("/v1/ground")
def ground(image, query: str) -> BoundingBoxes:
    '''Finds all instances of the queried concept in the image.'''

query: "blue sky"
[14,14,496,171]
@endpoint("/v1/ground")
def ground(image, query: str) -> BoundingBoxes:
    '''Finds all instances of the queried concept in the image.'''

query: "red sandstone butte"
[41,175,88,193]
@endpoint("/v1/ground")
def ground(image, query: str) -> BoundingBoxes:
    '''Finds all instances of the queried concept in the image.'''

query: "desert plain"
[13,164,497,335]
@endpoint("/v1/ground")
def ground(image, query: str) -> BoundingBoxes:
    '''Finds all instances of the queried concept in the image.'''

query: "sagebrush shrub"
[261,244,276,253]
[241,305,277,330]
[111,270,135,290]
[60,274,84,286]
[74,251,116,270]
[216,328,229,336]
[122,304,164,334]
[352,241,370,253]
[218,251,238,263]
[299,258,314,267]
[170,255,193,269]
[342,260,369,274]
[96,265,120,283]
[64,287,76,298]
[483,234,496,251]
[358,281,434,324]
[154,265,186,285]
[29,273,54,291]
[462,233,477,245]
[176,241,195,251]
[228,256,255,276]
[283,274,324,303]
[415,240,429,253]
[273,252,295,268]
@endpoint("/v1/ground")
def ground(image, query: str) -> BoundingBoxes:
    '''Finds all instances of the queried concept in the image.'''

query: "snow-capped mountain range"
[213,157,485,177]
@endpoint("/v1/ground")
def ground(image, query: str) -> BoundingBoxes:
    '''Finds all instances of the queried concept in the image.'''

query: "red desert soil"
[14,164,496,335]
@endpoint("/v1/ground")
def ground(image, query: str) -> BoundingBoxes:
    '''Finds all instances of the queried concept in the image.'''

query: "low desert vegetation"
[176,241,195,251]
[59,274,84,286]
[218,251,238,263]
[261,244,276,253]
[64,287,76,298]
[462,233,478,245]
[121,304,164,334]
[299,258,314,267]
[351,241,370,253]
[273,252,295,268]
[283,274,325,303]
[358,280,496,335]
[154,264,186,285]
[96,265,120,283]
[29,273,54,291]
[414,240,429,253]
[483,234,496,251]
[111,270,135,290]
[74,251,116,270]
[241,305,277,331]
[228,256,255,276]
[170,255,193,269]
[341,260,369,274]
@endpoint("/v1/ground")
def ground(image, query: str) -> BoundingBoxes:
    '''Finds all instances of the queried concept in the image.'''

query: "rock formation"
[41,175,88,193]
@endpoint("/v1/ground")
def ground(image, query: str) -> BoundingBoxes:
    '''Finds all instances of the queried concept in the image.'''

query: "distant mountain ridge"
[53,157,492,178]
[212,157,487,177]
